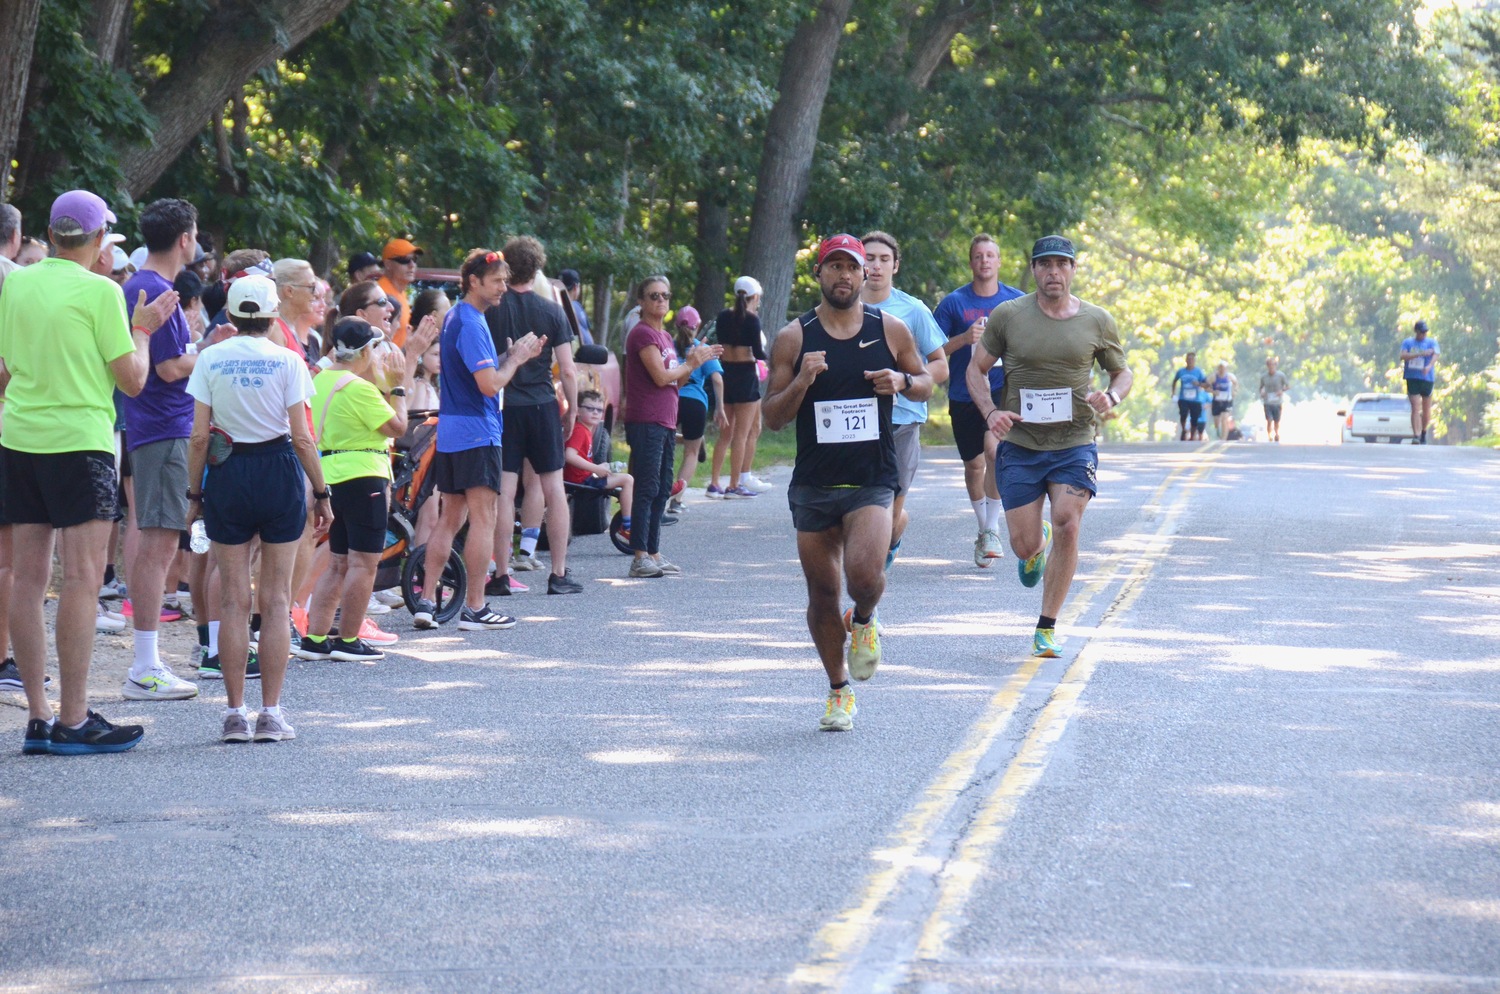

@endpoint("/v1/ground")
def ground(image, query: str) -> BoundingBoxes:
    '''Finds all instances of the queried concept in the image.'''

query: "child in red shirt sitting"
[565,389,635,536]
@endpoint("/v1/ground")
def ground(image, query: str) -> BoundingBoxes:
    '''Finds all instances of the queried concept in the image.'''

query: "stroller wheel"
[608,510,632,555]
[402,544,468,623]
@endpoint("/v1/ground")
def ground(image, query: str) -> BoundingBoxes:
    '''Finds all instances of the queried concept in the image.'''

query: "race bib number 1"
[1019,387,1073,424]
[815,398,879,444]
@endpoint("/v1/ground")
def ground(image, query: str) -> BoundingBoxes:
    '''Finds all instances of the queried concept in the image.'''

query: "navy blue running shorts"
[203,440,306,545]
[995,441,1097,511]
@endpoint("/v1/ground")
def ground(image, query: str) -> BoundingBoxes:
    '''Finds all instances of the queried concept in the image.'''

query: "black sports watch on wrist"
[902,371,913,392]
[185,490,203,501]
[313,489,332,501]
[388,387,406,398]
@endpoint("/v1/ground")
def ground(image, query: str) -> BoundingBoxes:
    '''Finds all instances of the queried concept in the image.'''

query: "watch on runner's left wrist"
[1105,389,1120,407]
[901,371,913,393]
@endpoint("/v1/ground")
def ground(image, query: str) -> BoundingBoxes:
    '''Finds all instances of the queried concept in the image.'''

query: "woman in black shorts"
[708,276,765,499]
[297,317,416,664]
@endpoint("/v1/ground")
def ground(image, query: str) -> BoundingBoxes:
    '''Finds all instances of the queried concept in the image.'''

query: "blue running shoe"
[49,711,143,755]
[1018,521,1052,588]
[884,539,901,573]
[1032,628,1063,658]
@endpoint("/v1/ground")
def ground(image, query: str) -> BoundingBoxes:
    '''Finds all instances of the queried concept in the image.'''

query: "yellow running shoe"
[820,685,857,731]
[846,618,882,681]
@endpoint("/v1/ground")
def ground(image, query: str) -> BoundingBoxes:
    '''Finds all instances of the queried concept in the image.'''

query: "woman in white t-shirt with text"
[186,275,332,746]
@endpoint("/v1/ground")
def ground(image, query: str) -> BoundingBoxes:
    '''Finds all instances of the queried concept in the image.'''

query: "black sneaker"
[457,603,516,630]
[413,599,439,629]
[0,657,49,690]
[485,573,514,596]
[547,569,584,595]
[295,635,333,660]
[23,718,53,755]
[330,637,384,662]
[49,710,144,755]
[199,650,260,680]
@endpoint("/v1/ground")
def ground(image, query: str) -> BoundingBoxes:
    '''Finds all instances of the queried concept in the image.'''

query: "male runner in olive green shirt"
[965,235,1132,658]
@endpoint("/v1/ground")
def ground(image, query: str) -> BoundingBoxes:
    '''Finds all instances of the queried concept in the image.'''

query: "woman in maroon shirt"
[623,276,721,578]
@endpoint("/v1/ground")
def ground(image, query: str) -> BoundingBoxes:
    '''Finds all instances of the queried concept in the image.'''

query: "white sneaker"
[743,474,773,493]
[364,595,392,616]
[96,607,126,633]
[122,666,199,700]
[981,528,1005,560]
[373,587,405,608]
[512,551,545,572]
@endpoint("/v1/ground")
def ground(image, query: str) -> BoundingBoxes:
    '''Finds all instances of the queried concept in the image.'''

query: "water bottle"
[189,520,210,554]
[610,461,627,473]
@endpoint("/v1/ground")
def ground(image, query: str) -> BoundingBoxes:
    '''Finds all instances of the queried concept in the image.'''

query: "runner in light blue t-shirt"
[861,232,950,572]
[1399,319,1439,443]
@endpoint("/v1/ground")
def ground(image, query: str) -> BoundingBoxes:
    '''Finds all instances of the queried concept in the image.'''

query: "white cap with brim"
[227,274,280,318]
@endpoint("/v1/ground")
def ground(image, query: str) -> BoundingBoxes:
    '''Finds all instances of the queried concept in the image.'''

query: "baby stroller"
[381,415,467,623]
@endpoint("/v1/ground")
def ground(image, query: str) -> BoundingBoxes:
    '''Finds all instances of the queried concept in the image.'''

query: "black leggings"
[625,423,674,555]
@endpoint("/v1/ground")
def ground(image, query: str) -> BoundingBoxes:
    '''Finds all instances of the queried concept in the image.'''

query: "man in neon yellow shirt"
[0,190,171,755]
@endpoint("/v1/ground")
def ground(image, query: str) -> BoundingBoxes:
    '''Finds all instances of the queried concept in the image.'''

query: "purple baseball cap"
[50,190,116,236]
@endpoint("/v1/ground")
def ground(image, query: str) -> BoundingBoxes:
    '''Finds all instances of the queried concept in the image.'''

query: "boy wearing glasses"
[564,390,634,533]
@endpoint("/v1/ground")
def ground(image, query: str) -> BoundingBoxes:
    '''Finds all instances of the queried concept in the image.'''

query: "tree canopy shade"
[2,0,1495,438]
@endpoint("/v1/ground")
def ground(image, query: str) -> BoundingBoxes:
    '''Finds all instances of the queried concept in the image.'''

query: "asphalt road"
[2,441,1497,993]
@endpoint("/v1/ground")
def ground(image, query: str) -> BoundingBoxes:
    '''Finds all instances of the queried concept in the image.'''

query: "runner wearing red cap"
[763,234,933,732]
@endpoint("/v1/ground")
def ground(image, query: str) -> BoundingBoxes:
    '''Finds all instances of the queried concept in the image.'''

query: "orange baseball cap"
[383,238,424,260]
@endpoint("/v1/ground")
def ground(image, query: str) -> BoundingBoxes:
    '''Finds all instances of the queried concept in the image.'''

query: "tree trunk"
[886,0,982,133]
[0,0,43,196]
[694,181,729,325]
[119,0,355,198]
[740,0,854,330]
[92,0,133,69]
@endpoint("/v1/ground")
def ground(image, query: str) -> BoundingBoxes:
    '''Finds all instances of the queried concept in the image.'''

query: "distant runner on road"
[1259,357,1289,443]
[1171,352,1208,442]
[763,234,932,732]
[1210,362,1238,439]
[1400,319,1439,444]
[965,235,1131,659]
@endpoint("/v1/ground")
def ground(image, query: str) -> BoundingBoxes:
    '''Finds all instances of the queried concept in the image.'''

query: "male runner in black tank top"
[763,234,933,732]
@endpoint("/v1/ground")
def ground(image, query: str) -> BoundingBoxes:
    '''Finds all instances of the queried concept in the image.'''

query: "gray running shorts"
[130,437,190,530]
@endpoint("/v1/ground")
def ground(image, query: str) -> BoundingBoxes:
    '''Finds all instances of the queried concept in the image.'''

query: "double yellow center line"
[792,448,1223,990]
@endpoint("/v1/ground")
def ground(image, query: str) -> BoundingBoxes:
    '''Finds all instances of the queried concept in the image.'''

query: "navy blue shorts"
[995,442,1097,511]
[203,440,306,545]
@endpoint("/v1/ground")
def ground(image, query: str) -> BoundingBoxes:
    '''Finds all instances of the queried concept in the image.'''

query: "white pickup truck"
[1338,393,1417,444]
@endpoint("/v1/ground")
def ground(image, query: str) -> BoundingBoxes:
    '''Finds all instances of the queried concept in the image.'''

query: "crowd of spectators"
[0,189,770,752]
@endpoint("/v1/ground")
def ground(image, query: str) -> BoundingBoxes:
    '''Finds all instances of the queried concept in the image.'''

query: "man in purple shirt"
[120,199,202,702]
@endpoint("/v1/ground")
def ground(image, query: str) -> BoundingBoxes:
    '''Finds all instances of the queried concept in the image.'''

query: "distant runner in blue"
[933,234,1023,568]
[1399,319,1439,444]
[1170,351,1209,441]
